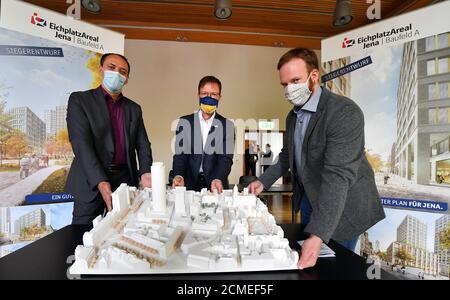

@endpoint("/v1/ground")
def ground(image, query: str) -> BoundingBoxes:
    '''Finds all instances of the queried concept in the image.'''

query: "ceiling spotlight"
[214,0,232,20]
[82,0,102,14]
[333,0,353,27]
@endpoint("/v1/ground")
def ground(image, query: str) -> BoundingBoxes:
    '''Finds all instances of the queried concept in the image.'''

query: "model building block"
[69,162,298,275]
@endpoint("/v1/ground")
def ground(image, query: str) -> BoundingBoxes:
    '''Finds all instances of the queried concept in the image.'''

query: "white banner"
[321,1,450,62]
[0,0,124,54]
[320,2,450,279]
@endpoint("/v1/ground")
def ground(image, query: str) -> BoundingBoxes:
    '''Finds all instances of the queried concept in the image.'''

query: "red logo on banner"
[31,13,47,27]
[342,37,355,48]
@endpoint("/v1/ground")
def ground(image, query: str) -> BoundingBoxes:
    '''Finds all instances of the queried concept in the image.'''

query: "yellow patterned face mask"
[199,96,219,114]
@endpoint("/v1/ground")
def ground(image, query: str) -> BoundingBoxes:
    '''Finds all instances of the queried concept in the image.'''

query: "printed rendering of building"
[434,214,450,277]
[397,215,427,249]
[395,32,450,184]
[359,232,373,258]
[14,208,46,234]
[390,143,397,174]
[0,207,10,237]
[9,106,45,154]
[386,241,439,275]
[386,215,439,276]
[321,56,351,97]
[55,105,67,134]
[44,109,56,139]
[374,240,381,254]
[44,104,67,139]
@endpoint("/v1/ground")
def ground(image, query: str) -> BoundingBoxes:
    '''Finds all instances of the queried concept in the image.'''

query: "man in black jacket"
[172,76,235,193]
[65,53,153,225]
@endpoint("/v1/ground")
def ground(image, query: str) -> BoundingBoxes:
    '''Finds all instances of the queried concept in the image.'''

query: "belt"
[107,164,127,171]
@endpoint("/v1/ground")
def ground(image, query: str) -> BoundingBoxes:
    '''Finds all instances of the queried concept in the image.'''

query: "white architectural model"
[70,162,298,275]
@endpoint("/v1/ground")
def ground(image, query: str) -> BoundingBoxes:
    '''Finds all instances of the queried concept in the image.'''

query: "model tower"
[151,162,167,212]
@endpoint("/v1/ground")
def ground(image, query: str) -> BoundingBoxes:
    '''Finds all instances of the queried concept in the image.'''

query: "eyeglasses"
[199,91,220,98]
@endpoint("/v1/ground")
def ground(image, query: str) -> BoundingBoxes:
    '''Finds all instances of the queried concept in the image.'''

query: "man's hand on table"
[298,234,323,270]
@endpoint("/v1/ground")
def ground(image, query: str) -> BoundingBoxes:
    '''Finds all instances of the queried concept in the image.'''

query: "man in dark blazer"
[65,53,153,225]
[172,76,235,193]
[248,48,385,269]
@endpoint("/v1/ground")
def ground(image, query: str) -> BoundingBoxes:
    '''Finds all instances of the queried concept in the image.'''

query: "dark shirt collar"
[100,85,123,102]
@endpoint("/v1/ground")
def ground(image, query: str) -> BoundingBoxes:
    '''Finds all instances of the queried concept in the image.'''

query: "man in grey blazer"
[248,48,385,270]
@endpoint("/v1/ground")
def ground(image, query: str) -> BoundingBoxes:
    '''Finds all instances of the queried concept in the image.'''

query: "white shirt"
[198,110,215,150]
[198,110,215,172]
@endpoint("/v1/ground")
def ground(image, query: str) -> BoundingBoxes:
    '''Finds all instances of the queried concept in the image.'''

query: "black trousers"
[194,172,208,192]
[245,163,256,176]
[72,167,131,225]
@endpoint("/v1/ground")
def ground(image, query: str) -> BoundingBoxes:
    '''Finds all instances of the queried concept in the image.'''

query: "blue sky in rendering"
[49,202,73,229]
[0,27,95,120]
[350,43,403,163]
[367,208,444,252]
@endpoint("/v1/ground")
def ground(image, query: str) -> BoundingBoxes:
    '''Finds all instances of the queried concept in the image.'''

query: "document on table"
[297,240,336,258]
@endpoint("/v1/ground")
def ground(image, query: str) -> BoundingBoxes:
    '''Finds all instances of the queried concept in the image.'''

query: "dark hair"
[100,53,131,75]
[266,144,271,148]
[198,76,222,94]
[277,48,319,73]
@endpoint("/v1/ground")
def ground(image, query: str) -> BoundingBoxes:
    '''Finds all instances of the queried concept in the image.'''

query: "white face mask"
[284,72,313,106]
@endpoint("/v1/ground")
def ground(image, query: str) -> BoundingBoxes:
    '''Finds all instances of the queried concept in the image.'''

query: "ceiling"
[23,0,439,48]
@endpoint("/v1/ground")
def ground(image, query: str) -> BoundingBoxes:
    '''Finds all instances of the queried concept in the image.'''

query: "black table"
[0,224,383,280]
